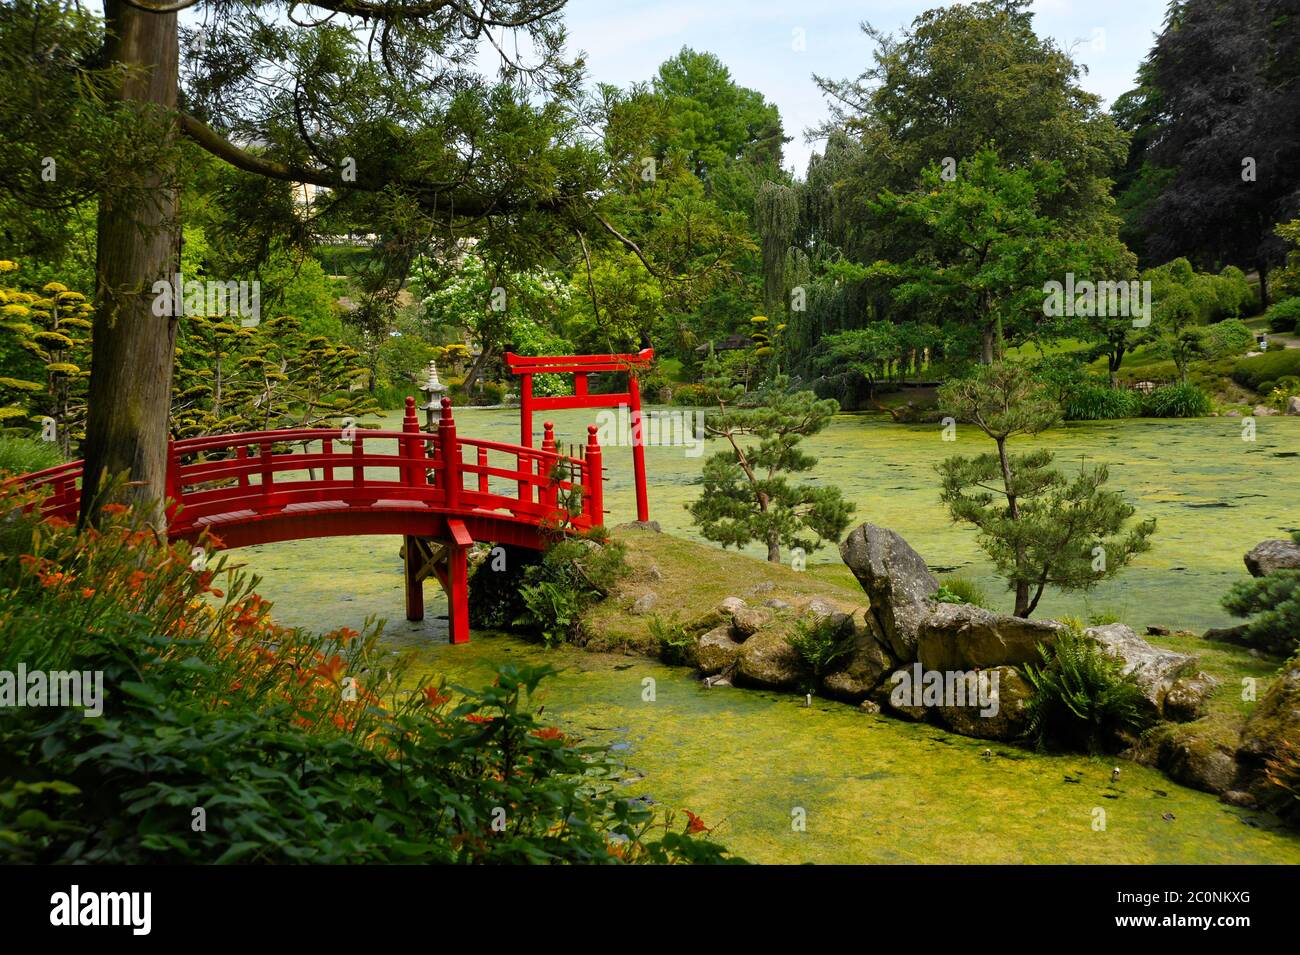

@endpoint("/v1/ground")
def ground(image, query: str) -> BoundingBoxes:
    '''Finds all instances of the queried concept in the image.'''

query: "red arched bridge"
[14,396,614,645]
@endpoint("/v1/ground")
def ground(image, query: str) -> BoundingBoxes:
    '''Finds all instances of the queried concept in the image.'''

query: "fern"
[1021,627,1153,753]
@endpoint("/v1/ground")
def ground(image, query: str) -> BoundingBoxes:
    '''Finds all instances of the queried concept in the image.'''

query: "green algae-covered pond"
[232,408,1300,864]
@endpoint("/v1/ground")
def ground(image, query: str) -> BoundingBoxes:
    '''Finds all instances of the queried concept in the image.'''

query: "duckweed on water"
[233,409,1300,864]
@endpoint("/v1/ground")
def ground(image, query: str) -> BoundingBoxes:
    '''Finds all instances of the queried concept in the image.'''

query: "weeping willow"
[755,180,800,314]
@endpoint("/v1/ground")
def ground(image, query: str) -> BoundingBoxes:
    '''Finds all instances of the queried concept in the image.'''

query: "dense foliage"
[0,484,730,863]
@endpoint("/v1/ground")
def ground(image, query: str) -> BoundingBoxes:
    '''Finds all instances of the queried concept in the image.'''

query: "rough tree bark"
[79,1,180,527]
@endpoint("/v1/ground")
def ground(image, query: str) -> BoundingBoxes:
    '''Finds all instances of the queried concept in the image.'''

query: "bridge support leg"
[404,534,424,622]
[446,544,469,645]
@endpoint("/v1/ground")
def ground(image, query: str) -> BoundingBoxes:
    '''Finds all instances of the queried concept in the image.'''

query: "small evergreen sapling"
[688,349,854,564]
[937,364,1155,617]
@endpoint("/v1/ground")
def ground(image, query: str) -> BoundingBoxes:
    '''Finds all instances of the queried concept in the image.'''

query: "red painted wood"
[7,394,614,645]
[507,347,651,523]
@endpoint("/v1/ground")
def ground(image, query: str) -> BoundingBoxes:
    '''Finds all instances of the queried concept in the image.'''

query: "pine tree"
[688,348,853,564]
[0,262,93,456]
[937,364,1155,617]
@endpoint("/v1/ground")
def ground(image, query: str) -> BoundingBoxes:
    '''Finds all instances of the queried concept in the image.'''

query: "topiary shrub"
[670,383,710,406]
[1021,627,1155,753]
[1141,382,1211,417]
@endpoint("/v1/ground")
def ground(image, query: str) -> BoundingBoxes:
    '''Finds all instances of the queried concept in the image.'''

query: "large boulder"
[936,666,1034,741]
[821,624,896,703]
[1243,538,1300,577]
[735,628,803,690]
[839,523,939,661]
[696,625,743,676]
[917,603,1065,671]
[1085,624,1200,715]
[1163,672,1219,722]
[1154,731,1240,795]
[730,606,772,639]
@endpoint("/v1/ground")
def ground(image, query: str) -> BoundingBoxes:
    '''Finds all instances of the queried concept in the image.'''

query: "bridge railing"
[8,397,607,535]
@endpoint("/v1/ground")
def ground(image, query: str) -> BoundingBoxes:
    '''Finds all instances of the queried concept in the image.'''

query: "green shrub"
[1141,382,1211,417]
[788,616,854,693]
[1232,349,1300,390]
[1063,381,1142,420]
[508,534,629,647]
[0,483,730,864]
[1086,609,1123,627]
[515,579,585,647]
[0,436,64,475]
[1221,533,1300,656]
[648,615,695,666]
[1203,318,1256,358]
[1264,297,1300,333]
[670,383,710,406]
[1021,627,1155,753]
[933,577,989,608]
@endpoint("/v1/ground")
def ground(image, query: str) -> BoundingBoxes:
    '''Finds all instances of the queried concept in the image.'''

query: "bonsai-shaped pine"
[688,348,854,564]
[937,363,1155,617]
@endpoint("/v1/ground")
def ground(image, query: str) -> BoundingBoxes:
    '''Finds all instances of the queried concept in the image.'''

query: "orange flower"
[100,503,128,515]
[81,587,95,598]
[684,811,711,834]
[465,713,494,724]
[44,516,71,530]
[531,726,564,741]
[127,569,151,591]
[422,687,451,707]
[312,654,346,684]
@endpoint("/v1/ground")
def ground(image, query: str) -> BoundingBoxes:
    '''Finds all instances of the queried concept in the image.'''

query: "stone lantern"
[419,359,446,430]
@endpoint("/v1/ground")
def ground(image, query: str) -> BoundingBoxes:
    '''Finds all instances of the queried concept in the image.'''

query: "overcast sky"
[559,0,1171,176]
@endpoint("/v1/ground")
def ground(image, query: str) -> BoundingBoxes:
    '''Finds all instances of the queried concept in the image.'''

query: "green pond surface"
[233,407,1300,864]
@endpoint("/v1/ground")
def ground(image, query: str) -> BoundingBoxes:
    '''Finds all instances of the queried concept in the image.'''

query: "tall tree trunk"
[1258,259,1271,310]
[79,2,180,527]
[980,323,995,365]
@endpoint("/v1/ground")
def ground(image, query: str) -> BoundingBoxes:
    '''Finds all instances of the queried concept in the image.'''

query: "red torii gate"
[505,347,653,523]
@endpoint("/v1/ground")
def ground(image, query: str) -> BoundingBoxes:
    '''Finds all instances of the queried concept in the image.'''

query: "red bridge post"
[438,397,459,508]
[539,421,557,512]
[401,396,425,488]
